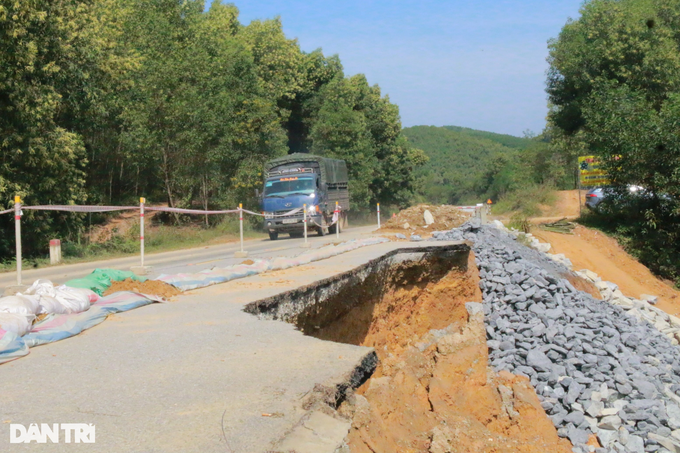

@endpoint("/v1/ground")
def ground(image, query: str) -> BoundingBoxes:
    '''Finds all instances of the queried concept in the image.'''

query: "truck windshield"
[264,176,315,197]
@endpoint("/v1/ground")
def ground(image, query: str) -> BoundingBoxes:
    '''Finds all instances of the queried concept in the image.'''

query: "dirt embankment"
[531,190,582,223]
[104,278,181,299]
[533,225,680,316]
[380,204,470,237]
[331,254,572,453]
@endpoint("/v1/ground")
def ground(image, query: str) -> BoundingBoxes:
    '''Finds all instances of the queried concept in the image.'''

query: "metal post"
[578,176,582,217]
[335,201,340,239]
[377,203,381,229]
[239,203,244,253]
[14,196,21,286]
[140,197,145,268]
[234,203,249,257]
[302,204,309,247]
[131,197,152,275]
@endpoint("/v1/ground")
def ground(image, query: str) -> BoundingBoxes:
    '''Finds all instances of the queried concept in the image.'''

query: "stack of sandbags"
[0,280,99,336]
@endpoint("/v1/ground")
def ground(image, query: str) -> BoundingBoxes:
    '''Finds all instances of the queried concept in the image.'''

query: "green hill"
[402,125,522,204]
[443,126,533,149]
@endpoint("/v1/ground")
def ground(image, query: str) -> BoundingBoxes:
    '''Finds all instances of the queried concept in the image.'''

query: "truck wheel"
[317,226,326,236]
[269,232,279,241]
[329,222,337,234]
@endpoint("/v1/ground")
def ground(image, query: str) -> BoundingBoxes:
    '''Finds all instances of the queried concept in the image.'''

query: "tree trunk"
[162,150,181,224]
[202,175,209,227]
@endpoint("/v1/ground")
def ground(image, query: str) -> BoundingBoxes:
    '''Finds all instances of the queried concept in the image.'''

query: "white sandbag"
[23,279,92,314]
[59,286,99,304]
[53,285,91,313]
[0,313,35,336]
[0,295,41,316]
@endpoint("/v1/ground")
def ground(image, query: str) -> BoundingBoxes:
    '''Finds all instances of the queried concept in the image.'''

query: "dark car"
[585,185,644,210]
[584,187,605,209]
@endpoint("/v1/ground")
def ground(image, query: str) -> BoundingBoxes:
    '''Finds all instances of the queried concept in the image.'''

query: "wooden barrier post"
[131,197,153,275]
[235,203,249,257]
[335,201,340,239]
[14,196,21,286]
[302,203,310,248]
[377,203,381,229]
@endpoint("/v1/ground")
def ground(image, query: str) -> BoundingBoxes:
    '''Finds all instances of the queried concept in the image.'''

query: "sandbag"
[23,279,92,314]
[0,294,41,316]
[0,313,35,337]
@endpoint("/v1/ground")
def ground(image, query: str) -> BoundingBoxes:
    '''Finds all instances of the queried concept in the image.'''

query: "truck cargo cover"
[266,153,348,184]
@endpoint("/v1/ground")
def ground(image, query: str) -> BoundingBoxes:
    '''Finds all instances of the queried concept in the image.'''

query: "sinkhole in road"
[245,244,574,453]
[244,243,476,359]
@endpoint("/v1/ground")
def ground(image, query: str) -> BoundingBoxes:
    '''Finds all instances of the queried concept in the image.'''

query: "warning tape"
[1,205,305,217]
[145,206,239,215]
[22,205,138,213]
[242,207,302,218]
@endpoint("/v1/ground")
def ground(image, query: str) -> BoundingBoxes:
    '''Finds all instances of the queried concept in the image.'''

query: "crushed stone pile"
[433,222,680,453]
[381,204,469,234]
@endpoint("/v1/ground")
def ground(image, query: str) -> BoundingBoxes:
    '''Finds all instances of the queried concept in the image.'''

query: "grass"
[491,185,557,218]
[0,217,265,273]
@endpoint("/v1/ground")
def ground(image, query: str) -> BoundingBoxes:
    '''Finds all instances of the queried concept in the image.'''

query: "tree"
[548,0,680,281]
[0,0,114,255]
[308,74,424,207]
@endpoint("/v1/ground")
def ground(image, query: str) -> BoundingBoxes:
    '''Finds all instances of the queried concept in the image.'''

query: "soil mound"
[104,278,181,299]
[381,204,470,235]
[319,254,572,452]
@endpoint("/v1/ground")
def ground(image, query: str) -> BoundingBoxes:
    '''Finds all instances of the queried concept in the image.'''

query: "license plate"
[282,219,298,224]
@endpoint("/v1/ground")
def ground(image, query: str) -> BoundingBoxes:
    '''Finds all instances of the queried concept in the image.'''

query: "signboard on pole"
[578,156,609,186]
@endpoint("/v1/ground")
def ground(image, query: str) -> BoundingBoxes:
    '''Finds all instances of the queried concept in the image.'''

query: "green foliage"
[308,75,424,207]
[402,126,571,206]
[0,0,421,259]
[443,126,534,149]
[492,185,557,217]
[548,0,680,281]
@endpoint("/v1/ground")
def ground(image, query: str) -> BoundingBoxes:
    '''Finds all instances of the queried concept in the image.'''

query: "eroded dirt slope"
[533,225,680,316]
[334,255,573,453]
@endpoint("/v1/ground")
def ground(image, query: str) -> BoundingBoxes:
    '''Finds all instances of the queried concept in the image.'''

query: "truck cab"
[260,154,349,240]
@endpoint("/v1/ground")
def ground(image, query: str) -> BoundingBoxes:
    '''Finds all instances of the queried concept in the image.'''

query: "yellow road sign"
[578,156,609,186]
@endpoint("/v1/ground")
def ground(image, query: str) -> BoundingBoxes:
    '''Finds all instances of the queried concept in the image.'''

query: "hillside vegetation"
[443,126,534,149]
[0,0,424,259]
[403,125,573,208]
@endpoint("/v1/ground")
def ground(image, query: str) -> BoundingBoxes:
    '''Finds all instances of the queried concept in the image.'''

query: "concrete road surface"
[0,225,377,290]
[0,239,460,452]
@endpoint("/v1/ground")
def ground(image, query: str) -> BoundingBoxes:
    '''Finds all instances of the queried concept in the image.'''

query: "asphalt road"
[0,240,463,453]
[0,225,378,289]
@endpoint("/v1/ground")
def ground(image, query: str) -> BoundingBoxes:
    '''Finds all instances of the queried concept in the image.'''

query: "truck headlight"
[307,205,316,213]
[264,212,274,219]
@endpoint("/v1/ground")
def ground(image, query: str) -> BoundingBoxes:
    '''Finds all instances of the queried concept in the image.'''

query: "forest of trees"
[548,0,680,282]
[403,125,574,206]
[0,0,424,258]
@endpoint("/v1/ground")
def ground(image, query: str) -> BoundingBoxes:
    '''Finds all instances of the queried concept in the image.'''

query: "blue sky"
[235,0,584,136]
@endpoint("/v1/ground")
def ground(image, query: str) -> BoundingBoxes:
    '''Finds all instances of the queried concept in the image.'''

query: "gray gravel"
[433,223,680,453]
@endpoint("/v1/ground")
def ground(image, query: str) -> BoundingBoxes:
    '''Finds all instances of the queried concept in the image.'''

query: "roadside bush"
[491,185,556,218]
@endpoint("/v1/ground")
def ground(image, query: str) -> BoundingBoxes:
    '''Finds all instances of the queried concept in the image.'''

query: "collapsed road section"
[248,242,573,453]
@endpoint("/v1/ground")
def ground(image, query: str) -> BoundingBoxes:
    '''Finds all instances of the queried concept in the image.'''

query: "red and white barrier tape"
[21,205,138,213]
[2,205,304,217]
[243,208,303,217]
[145,206,240,215]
